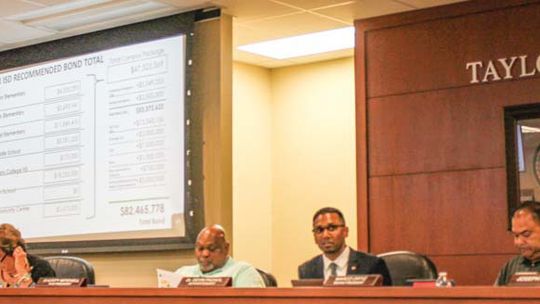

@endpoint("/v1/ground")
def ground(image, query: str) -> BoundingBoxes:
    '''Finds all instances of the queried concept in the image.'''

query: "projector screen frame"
[0,11,205,254]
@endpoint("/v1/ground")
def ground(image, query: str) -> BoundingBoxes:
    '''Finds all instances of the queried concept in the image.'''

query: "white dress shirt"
[322,246,350,280]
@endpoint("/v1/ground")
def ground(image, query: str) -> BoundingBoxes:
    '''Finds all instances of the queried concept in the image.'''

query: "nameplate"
[508,272,540,286]
[324,274,382,287]
[178,277,232,287]
[36,278,87,287]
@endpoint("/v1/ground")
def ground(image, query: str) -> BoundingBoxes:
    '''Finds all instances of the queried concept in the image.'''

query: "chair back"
[256,268,278,287]
[377,251,437,286]
[44,256,95,285]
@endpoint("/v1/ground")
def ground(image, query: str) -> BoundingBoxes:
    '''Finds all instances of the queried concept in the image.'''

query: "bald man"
[175,225,265,287]
[496,201,540,285]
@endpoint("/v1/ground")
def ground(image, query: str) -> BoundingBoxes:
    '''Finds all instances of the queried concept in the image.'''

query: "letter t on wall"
[466,61,483,84]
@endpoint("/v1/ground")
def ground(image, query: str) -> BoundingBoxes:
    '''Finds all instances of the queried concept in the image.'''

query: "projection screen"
[0,11,204,254]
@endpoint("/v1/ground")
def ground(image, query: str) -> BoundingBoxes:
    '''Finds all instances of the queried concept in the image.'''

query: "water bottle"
[435,271,450,287]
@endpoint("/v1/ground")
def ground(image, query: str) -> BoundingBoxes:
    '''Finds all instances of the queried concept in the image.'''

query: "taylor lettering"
[466,55,540,84]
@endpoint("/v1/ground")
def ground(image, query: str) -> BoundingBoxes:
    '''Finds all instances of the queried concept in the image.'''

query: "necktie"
[329,262,338,277]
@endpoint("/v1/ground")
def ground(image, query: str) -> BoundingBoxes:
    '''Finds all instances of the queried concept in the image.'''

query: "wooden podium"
[2,287,540,304]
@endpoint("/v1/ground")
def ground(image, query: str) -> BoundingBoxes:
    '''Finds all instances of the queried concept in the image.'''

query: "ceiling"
[0,0,468,68]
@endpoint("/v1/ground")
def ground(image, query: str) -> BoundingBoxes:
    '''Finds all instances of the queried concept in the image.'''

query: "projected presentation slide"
[0,35,185,239]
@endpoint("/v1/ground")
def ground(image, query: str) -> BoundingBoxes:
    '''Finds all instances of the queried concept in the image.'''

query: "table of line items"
[106,53,170,214]
[0,55,170,216]
[0,80,86,218]
[0,36,183,240]
[42,81,85,218]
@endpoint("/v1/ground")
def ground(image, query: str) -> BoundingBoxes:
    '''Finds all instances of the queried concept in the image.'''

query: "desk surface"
[2,287,540,304]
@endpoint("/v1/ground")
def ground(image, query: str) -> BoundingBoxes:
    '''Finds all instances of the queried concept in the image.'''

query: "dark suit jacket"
[298,248,392,286]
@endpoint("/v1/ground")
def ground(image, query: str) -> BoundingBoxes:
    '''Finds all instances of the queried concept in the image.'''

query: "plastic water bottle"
[435,272,450,287]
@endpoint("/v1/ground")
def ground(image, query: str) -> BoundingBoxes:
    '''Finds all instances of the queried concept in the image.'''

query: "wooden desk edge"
[1,286,540,299]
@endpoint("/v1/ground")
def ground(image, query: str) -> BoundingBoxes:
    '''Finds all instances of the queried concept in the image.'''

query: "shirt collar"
[323,246,350,271]
[520,256,540,268]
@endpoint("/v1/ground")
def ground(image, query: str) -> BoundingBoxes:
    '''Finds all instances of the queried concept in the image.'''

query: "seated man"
[175,224,265,287]
[0,224,56,287]
[496,201,540,285]
[298,207,392,286]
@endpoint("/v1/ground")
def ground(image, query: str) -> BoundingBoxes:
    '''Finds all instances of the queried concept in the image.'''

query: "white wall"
[232,62,273,271]
[233,57,357,286]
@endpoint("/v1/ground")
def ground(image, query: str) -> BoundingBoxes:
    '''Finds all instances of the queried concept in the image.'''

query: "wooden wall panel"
[369,78,540,176]
[430,254,515,285]
[356,23,369,251]
[368,89,503,176]
[369,168,514,256]
[356,0,540,284]
[366,1,540,98]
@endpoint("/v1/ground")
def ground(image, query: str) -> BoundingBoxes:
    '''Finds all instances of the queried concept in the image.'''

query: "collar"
[323,246,350,271]
[520,256,540,268]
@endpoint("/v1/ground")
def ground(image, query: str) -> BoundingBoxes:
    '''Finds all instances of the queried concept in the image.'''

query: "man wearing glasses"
[298,207,392,285]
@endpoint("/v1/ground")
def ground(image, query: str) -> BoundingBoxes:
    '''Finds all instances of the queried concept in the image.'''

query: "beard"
[198,260,215,273]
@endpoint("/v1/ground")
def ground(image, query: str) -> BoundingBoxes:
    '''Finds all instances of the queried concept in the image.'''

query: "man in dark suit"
[298,207,392,286]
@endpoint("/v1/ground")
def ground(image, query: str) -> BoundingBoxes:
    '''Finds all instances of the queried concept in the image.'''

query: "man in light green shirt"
[175,225,265,287]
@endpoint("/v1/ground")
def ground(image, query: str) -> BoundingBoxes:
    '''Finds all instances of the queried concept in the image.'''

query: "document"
[156,268,182,288]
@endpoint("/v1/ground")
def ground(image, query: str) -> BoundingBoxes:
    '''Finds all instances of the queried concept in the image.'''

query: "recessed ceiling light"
[521,126,540,133]
[11,0,173,32]
[237,27,354,60]
[8,0,110,21]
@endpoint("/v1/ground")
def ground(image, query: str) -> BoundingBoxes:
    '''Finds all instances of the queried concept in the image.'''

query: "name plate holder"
[36,278,87,287]
[178,277,232,287]
[508,272,540,286]
[324,274,382,287]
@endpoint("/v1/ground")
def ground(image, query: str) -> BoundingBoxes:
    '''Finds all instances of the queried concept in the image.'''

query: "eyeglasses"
[312,224,345,234]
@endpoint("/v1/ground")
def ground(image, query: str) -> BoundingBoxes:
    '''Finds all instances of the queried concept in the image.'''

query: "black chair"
[44,256,96,285]
[377,251,437,286]
[256,268,278,287]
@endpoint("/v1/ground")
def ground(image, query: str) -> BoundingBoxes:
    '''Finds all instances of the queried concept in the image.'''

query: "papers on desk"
[157,269,182,288]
